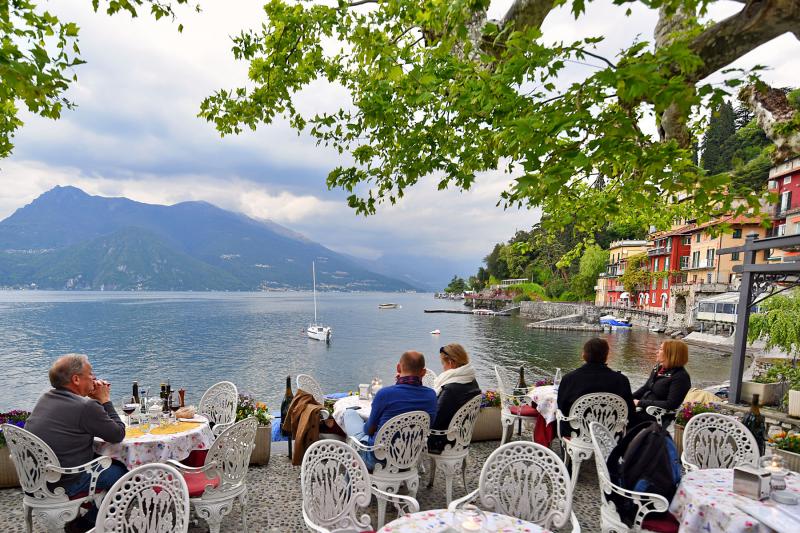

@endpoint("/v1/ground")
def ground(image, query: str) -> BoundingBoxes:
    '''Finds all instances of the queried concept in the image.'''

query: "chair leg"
[239,492,248,532]
[501,418,512,445]
[24,504,32,533]
[427,457,437,488]
[570,456,582,489]
[374,482,398,529]
[461,458,468,492]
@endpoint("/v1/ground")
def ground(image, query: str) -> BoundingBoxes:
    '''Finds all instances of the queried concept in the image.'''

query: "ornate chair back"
[439,395,482,457]
[372,411,430,477]
[296,374,325,404]
[1,424,68,502]
[203,417,258,492]
[422,369,437,389]
[562,393,628,445]
[94,463,190,533]
[475,441,573,529]
[682,412,759,470]
[198,381,238,435]
[301,439,372,532]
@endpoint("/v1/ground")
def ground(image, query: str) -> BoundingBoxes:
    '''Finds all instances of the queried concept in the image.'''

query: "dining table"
[525,385,558,446]
[94,416,215,469]
[669,468,800,533]
[331,394,372,428]
[378,509,548,532]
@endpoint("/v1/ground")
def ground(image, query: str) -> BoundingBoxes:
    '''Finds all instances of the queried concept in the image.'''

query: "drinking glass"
[170,394,181,423]
[452,505,486,532]
[121,397,138,426]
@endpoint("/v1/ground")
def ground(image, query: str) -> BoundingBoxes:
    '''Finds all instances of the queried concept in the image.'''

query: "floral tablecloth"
[332,395,372,427]
[94,419,214,469]
[670,468,800,533]
[378,510,547,532]
[526,385,557,424]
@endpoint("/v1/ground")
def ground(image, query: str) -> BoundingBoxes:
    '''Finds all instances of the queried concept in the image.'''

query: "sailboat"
[307,262,332,343]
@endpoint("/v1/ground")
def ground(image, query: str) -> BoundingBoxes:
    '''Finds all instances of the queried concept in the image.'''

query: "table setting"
[331,378,382,427]
[378,508,547,532]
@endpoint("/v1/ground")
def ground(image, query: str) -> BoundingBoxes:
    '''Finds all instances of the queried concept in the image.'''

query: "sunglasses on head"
[439,346,450,358]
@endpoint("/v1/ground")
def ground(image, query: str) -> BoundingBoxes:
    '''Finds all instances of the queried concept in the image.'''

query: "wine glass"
[170,394,181,423]
[121,396,138,426]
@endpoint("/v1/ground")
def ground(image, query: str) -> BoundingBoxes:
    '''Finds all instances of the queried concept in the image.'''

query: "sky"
[1,0,798,275]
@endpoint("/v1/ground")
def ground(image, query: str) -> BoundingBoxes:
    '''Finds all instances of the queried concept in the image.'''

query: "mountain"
[343,252,477,292]
[0,186,418,291]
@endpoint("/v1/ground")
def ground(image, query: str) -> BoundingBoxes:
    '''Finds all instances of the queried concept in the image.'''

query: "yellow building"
[683,216,767,285]
[595,240,648,306]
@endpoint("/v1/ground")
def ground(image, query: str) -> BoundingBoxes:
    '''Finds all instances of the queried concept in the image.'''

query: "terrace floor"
[0,436,603,532]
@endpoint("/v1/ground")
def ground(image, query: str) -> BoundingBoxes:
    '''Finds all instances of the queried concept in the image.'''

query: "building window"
[651,279,657,289]
[785,176,792,185]
[664,257,670,271]
[794,222,800,235]
[706,273,712,283]
[778,224,787,236]
[681,236,691,245]
[780,191,792,213]
[696,233,701,243]
[662,276,669,289]
[732,251,740,261]
[691,251,700,268]
[692,275,697,283]
[733,228,742,238]
[706,248,715,267]
[769,180,778,189]
[680,256,689,269]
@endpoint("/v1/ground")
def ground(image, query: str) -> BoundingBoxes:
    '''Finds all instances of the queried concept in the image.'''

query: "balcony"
[647,246,671,256]
[683,260,715,271]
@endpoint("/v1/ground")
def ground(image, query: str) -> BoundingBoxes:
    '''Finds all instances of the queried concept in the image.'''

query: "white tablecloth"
[670,468,800,533]
[526,385,558,424]
[94,419,214,469]
[332,395,372,427]
[378,509,547,532]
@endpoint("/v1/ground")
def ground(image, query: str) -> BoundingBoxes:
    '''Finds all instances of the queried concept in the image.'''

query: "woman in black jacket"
[427,343,480,454]
[632,340,691,426]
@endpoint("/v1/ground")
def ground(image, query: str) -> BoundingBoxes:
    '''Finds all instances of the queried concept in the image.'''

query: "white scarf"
[433,363,477,394]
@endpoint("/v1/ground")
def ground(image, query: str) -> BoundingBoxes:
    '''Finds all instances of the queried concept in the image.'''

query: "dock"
[424,309,512,316]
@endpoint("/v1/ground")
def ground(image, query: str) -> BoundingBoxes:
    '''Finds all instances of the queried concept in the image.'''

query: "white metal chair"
[301,439,419,533]
[168,417,257,533]
[494,365,538,444]
[1,423,113,533]
[422,368,437,388]
[198,381,238,437]
[681,412,759,471]
[641,406,677,429]
[556,393,628,490]
[348,410,430,528]
[425,395,482,505]
[589,422,669,533]
[87,463,190,533]
[297,374,325,404]
[448,441,580,532]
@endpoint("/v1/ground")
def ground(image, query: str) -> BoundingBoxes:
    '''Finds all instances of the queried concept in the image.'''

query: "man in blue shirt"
[343,351,437,468]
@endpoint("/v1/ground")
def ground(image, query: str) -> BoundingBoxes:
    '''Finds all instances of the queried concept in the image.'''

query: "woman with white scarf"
[427,343,481,454]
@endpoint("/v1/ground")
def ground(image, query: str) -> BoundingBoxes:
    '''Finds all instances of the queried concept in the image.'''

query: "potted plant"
[674,402,718,457]
[236,393,273,466]
[743,363,797,407]
[769,432,800,472]
[471,390,502,442]
[0,410,30,488]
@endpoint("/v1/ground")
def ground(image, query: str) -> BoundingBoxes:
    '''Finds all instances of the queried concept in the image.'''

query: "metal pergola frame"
[718,233,800,403]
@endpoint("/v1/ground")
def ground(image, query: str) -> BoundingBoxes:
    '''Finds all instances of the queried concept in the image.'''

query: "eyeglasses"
[439,346,450,358]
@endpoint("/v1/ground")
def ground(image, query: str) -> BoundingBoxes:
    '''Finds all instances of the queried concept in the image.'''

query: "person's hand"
[90,380,111,404]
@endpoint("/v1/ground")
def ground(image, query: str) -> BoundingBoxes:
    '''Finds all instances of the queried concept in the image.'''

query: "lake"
[0,291,733,412]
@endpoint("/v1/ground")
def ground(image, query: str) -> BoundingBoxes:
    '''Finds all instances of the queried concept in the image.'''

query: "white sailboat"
[307,262,332,342]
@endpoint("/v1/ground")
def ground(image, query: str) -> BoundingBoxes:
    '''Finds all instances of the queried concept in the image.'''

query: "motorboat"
[599,314,633,330]
[430,329,441,335]
[307,262,332,343]
[378,303,400,309]
[472,309,497,315]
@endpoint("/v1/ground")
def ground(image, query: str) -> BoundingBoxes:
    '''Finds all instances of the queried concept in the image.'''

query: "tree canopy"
[0,0,196,159]
[200,0,800,246]
[749,289,800,356]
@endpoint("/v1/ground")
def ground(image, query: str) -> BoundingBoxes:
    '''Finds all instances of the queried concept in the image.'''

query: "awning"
[620,292,630,299]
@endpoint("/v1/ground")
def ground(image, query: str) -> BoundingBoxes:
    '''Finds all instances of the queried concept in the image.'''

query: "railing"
[600,303,668,316]
[647,246,671,256]
[671,282,736,293]
[684,260,715,270]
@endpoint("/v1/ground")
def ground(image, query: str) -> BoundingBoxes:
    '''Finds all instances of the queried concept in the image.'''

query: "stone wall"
[520,301,600,322]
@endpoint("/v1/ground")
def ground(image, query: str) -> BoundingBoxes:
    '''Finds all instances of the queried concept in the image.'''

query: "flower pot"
[741,381,785,406]
[673,424,684,459]
[249,423,272,466]
[0,446,20,488]
[471,407,502,442]
[789,390,800,418]
[775,448,800,473]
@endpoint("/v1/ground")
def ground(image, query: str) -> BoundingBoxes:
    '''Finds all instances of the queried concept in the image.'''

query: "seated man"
[25,354,127,530]
[343,350,437,469]
[556,338,635,436]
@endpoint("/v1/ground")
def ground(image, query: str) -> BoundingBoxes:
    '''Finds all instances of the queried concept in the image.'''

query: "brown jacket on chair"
[282,389,324,465]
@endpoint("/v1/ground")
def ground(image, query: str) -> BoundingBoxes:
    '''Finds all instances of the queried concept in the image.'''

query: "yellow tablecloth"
[125,421,204,439]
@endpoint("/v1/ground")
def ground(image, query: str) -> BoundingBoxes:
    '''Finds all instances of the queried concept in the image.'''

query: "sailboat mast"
[312,261,318,324]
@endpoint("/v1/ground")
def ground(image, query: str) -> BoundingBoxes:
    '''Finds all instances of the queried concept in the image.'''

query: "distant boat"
[472,309,496,316]
[307,262,332,343]
[378,303,400,309]
[599,314,632,330]
[430,329,441,335]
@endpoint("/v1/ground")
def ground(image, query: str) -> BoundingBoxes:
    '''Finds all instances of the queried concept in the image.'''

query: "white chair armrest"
[447,488,480,512]
[428,429,449,436]
[569,511,582,533]
[212,422,233,437]
[372,486,419,516]
[46,455,112,496]
[604,482,669,530]
[347,435,384,452]
[680,452,698,472]
[165,459,221,479]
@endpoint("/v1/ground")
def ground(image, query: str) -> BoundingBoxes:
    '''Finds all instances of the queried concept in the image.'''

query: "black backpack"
[606,421,682,526]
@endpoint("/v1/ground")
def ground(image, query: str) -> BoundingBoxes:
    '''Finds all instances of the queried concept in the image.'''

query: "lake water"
[0,291,733,412]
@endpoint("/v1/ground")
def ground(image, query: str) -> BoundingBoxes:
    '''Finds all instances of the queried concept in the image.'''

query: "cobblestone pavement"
[0,437,602,532]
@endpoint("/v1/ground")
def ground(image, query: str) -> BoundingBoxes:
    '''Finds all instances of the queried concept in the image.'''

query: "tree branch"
[348,0,377,6]
[500,0,558,32]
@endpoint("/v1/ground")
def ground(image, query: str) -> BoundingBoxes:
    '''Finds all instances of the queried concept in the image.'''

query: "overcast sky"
[1,0,797,271]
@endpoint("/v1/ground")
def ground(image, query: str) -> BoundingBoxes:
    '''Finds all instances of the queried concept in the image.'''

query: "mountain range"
[0,186,422,291]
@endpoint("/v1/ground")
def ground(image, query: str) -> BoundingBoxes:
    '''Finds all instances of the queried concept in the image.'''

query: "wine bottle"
[515,366,528,396]
[742,393,766,456]
[280,376,294,437]
[132,381,139,404]
[160,383,166,401]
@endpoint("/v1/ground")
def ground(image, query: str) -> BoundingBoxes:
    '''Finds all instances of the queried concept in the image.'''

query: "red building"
[643,226,693,310]
[768,157,800,262]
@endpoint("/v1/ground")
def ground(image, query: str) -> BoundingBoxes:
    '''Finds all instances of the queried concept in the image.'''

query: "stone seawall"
[520,301,600,322]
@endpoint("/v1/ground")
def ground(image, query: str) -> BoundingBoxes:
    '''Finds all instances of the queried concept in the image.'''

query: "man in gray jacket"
[25,354,127,529]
